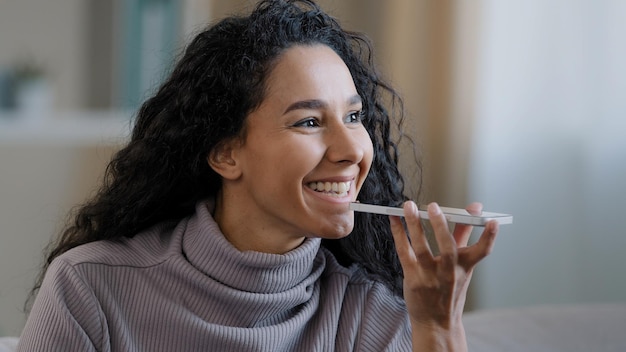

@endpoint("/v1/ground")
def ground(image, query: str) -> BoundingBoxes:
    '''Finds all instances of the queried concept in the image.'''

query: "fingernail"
[428,202,441,215]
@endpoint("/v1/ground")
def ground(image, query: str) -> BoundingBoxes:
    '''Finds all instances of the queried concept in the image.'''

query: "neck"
[212,191,305,254]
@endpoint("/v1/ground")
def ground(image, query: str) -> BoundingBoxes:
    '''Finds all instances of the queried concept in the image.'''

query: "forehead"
[262,44,356,99]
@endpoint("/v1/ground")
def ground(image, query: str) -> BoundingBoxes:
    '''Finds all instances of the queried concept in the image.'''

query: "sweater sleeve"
[357,282,412,351]
[17,259,106,352]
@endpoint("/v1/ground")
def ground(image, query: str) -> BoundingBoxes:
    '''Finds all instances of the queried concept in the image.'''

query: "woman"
[18,1,498,351]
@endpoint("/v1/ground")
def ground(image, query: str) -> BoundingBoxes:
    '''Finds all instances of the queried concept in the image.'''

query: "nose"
[324,122,368,164]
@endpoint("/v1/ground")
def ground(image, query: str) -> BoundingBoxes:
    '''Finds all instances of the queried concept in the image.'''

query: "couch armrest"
[464,304,626,352]
[0,337,18,352]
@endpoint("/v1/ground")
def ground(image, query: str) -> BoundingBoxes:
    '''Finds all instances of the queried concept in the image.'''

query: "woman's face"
[220,44,373,250]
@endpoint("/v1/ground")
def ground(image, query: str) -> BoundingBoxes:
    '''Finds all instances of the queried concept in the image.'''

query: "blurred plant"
[13,59,47,82]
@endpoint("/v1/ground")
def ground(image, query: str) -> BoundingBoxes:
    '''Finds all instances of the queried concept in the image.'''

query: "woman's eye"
[345,110,364,123]
[294,118,320,128]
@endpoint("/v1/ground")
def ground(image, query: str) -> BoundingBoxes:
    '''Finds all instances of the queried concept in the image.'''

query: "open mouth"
[306,181,351,197]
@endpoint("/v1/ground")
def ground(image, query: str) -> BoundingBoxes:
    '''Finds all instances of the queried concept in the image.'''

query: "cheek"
[281,140,326,172]
[361,132,375,169]
[355,131,374,193]
[246,139,324,186]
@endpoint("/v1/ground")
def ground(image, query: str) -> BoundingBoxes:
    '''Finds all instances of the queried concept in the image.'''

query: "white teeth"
[307,181,351,196]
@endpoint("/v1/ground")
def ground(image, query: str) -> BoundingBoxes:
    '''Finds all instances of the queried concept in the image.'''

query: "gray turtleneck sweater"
[17,201,411,351]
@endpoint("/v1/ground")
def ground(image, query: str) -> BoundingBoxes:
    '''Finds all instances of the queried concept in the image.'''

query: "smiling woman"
[17,1,498,351]
[210,45,374,253]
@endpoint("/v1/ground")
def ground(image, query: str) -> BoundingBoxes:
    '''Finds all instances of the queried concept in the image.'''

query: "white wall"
[467,0,626,309]
[0,115,127,336]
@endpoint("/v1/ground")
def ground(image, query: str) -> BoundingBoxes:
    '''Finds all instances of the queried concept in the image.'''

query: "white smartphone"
[349,202,513,226]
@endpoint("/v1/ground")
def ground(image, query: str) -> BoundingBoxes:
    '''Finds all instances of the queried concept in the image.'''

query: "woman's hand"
[389,201,498,351]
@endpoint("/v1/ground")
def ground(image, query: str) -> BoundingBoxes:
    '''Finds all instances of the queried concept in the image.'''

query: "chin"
[318,232,351,241]
[316,221,354,240]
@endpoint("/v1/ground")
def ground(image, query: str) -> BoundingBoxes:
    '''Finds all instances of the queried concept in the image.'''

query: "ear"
[207,139,242,180]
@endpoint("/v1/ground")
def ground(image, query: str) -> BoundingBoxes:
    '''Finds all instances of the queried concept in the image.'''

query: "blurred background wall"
[1,0,624,337]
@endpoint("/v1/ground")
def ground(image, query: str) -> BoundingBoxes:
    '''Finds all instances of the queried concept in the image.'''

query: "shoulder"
[56,218,184,270]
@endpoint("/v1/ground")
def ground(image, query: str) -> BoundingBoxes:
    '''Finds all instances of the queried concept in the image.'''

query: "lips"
[306,181,351,197]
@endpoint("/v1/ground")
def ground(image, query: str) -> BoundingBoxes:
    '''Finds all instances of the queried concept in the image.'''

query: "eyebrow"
[283,94,362,114]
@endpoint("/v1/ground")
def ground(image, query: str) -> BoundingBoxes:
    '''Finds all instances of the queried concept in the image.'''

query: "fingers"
[391,201,498,275]
[389,201,433,268]
[404,201,433,264]
[389,215,416,265]
[452,202,483,247]
[464,202,483,216]
[458,220,499,270]
[427,202,457,273]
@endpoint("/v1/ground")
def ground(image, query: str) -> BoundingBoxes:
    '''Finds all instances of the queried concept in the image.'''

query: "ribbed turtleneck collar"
[181,200,324,294]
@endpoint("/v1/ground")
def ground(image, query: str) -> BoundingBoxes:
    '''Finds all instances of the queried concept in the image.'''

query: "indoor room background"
[1,0,624,337]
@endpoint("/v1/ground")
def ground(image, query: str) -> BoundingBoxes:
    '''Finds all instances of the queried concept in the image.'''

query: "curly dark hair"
[32,0,420,302]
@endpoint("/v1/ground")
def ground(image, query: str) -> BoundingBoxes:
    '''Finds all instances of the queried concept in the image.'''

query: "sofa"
[464,303,626,351]
[0,337,17,352]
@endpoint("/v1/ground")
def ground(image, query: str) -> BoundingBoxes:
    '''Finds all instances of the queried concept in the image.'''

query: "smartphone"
[349,202,513,226]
